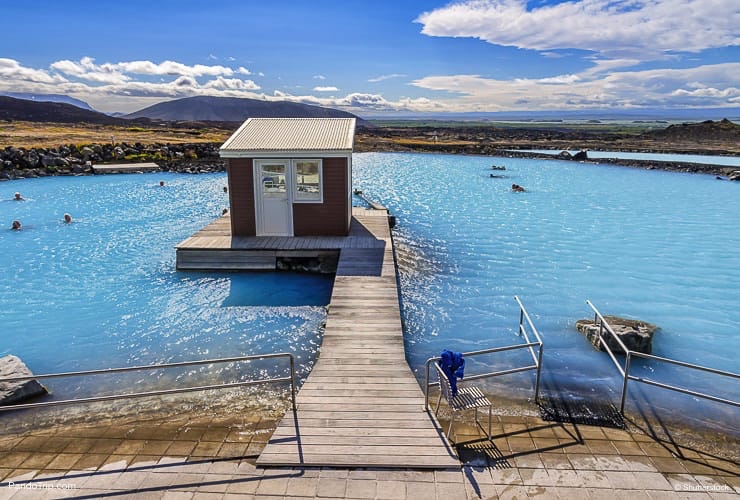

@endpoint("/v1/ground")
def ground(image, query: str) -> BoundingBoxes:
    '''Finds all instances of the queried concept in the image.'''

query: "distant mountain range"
[0,96,122,124]
[125,96,360,122]
[1,92,736,126]
[0,94,362,125]
[0,92,95,111]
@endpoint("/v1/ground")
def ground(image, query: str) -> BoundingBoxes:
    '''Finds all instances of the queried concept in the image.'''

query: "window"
[293,159,322,202]
[260,163,287,197]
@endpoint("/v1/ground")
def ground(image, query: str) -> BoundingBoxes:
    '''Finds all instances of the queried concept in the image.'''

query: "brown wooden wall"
[226,158,256,236]
[293,157,349,236]
[226,156,349,237]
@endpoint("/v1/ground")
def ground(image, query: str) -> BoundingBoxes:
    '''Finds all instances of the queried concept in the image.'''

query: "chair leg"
[488,405,492,440]
[447,412,455,441]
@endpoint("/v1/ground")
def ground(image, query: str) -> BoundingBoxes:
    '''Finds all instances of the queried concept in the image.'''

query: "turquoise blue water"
[518,149,740,167]
[353,153,739,423]
[0,173,331,399]
[2,158,738,429]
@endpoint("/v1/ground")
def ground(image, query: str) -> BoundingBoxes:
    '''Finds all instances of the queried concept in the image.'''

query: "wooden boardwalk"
[256,209,459,468]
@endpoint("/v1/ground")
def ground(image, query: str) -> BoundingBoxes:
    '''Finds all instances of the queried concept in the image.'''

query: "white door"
[255,161,292,236]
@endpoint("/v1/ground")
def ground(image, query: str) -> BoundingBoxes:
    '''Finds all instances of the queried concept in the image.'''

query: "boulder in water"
[575,316,657,354]
[0,355,48,405]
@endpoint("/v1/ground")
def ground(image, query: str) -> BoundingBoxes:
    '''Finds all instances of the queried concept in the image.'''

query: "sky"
[1,0,738,116]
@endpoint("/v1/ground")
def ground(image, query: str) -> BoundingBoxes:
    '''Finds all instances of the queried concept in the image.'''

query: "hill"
[125,96,361,122]
[645,118,740,142]
[0,92,95,111]
[0,96,122,124]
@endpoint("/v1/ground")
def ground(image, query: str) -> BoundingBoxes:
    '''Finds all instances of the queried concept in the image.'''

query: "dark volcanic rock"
[0,355,48,405]
[0,142,226,179]
[575,316,658,354]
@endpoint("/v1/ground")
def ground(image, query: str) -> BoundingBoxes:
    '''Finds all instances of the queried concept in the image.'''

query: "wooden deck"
[175,210,386,270]
[256,209,459,468]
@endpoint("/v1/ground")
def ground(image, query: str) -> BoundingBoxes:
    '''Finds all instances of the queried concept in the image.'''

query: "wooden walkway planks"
[257,210,459,469]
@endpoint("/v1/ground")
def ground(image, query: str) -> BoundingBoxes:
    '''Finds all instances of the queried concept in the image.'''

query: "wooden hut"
[220,117,356,237]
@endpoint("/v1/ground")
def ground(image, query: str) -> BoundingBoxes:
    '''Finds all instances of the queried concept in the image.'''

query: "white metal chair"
[434,360,492,442]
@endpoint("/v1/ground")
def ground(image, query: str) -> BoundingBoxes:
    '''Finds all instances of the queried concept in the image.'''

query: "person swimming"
[511,183,526,192]
[13,192,24,201]
[63,213,73,223]
[11,220,21,230]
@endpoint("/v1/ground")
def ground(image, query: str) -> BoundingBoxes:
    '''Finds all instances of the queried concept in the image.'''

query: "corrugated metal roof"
[220,118,356,154]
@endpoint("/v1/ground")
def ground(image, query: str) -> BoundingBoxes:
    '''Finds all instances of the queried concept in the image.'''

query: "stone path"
[0,411,737,499]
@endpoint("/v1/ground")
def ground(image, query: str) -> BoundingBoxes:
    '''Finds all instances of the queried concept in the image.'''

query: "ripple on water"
[354,153,739,434]
[0,173,331,401]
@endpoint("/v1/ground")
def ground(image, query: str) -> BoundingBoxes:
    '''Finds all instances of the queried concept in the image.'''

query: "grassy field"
[2,119,737,157]
[0,121,235,148]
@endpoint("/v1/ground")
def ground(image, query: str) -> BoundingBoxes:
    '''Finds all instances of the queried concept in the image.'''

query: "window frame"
[292,159,323,203]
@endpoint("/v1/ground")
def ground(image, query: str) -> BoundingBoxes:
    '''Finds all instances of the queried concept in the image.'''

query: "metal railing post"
[289,354,297,411]
[620,352,631,414]
[534,343,543,403]
[424,358,433,411]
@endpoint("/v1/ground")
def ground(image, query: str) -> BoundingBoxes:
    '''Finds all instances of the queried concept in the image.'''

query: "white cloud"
[411,62,740,110]
[113,60,237,77]
[0,58,265,112]
[237,67,251,75]
[313,75,326,80]
[368,73,407,83]
[51,57,129,84]
[536,74,581,84]
[204,77,261,91]
[416,0,740,60]
[51,57,241,81]
[0,58,67,84]
[672,87,739,98]
[1,55,737,115]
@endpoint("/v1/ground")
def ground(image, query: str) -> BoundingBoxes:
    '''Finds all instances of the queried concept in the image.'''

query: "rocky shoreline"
[1,140,738,181]
[0,142,225,180]
[500,149,740,178]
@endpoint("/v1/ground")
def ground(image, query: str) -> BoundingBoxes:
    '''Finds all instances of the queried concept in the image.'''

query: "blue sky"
[1,0,738,115]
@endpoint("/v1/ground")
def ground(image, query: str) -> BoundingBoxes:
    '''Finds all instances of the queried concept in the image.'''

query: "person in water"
[64,213,73,223]
[512,183,526,192]
[159,181,165,187]
[14,192,24,201]
[11,220,21,230]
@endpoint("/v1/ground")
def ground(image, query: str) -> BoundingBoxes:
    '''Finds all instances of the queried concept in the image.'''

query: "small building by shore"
[219,118,356,237]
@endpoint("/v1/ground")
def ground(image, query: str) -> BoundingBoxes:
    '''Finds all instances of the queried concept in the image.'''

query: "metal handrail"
[0,352,297,412]
[424,296,544,410]
[586,300,739,414]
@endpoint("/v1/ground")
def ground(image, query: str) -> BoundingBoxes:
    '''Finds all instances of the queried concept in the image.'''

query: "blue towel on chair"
[440,349,465,397]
